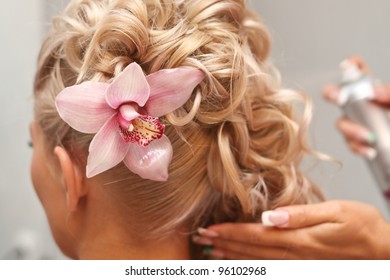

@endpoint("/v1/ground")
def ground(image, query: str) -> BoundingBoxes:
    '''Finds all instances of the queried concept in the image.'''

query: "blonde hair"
[34,0,323,258]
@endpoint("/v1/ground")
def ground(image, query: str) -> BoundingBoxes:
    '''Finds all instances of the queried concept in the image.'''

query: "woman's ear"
[53,146,87,212]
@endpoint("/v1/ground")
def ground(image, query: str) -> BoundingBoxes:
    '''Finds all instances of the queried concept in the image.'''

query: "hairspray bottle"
[338,60,390,209]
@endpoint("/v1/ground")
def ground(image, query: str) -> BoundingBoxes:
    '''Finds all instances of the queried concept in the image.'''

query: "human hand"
[193,200,390,259]
[323,56,390,158]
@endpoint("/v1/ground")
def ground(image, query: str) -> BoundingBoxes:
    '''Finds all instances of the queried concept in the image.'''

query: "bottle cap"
[340,60,363,83]
[338,60,374,105]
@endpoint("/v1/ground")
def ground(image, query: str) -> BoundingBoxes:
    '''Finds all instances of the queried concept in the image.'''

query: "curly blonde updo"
[34,0,323,257]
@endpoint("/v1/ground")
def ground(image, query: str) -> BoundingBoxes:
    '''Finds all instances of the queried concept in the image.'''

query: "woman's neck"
[77,231,190,260]
[72,182,191,260]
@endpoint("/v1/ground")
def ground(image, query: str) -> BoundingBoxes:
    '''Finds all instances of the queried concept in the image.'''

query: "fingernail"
[367,132,377,145]
[360,147,377,160]
[262,210,289,227]
[203,246,225,258]
[358,131,377,145]
[357,130,377,145]
[198,227,219,237]
[203,246,213,255]
[210,249,225,258]
[192,235,213,246]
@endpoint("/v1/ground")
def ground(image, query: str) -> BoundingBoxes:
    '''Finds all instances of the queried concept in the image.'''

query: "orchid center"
[117,105,165,147]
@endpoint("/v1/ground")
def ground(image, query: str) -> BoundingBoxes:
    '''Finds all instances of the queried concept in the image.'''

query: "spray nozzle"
[340,59,365,83]
[337,59,374,106]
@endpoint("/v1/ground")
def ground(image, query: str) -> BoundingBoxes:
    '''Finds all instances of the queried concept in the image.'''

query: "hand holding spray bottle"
[338,59,390,207]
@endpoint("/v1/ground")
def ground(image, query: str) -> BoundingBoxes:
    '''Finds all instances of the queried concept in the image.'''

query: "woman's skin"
[193,57,390,259]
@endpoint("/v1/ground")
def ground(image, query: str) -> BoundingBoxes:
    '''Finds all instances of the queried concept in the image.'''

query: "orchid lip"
[118,114,165,146]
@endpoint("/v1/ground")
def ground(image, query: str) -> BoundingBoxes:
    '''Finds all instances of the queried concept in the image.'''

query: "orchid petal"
[55,82,114,133]
[145,68,205,117]
[87,115,129,177]
[123,135,172,181]
[105,63,150,109]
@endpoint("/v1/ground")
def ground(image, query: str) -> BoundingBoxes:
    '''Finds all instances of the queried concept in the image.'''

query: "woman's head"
[32,0,322,259]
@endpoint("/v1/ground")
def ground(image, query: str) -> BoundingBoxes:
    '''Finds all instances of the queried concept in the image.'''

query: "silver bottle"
[339,60,390,207]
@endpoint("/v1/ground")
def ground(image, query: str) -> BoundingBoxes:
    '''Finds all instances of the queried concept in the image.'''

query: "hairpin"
[55,62,204,181]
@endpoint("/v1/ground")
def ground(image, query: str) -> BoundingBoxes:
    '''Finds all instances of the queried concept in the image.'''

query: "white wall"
[0,0,64,259]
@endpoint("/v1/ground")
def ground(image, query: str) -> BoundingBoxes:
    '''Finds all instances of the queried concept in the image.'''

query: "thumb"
[262,201,341,229]
[374,85,390,105]
[323,84,340,104]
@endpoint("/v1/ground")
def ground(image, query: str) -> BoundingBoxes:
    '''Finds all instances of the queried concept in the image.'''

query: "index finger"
[276,201,342,229]
[206,222,294,247]
[373,85,390,105]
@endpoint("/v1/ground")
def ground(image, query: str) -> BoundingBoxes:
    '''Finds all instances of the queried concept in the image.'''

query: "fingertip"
[374,85,390,104]
[202,247,225,259]
[323,84,340,104]
[203,246,213,255]
[192,235,214,246]
[336,117,375,145]
[358,146,378,160]
[198,227,219,237]
[261,210,290,227]
[275,202,340,229]
[210,249,225,258]
[261,211,274,226]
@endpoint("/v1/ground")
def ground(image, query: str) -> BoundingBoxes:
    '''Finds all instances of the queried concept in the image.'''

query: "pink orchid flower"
[55,62,204,181]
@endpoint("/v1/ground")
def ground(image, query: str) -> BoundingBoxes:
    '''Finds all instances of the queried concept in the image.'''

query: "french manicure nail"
[210,249,225,258]
[197,227,219,237]
[262,210,289,227]
[357,130,377,144]
[192,235,214,246]
[362,147,377,160]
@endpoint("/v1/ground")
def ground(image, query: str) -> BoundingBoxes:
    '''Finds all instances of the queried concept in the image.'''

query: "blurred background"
[1,0,389,259]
